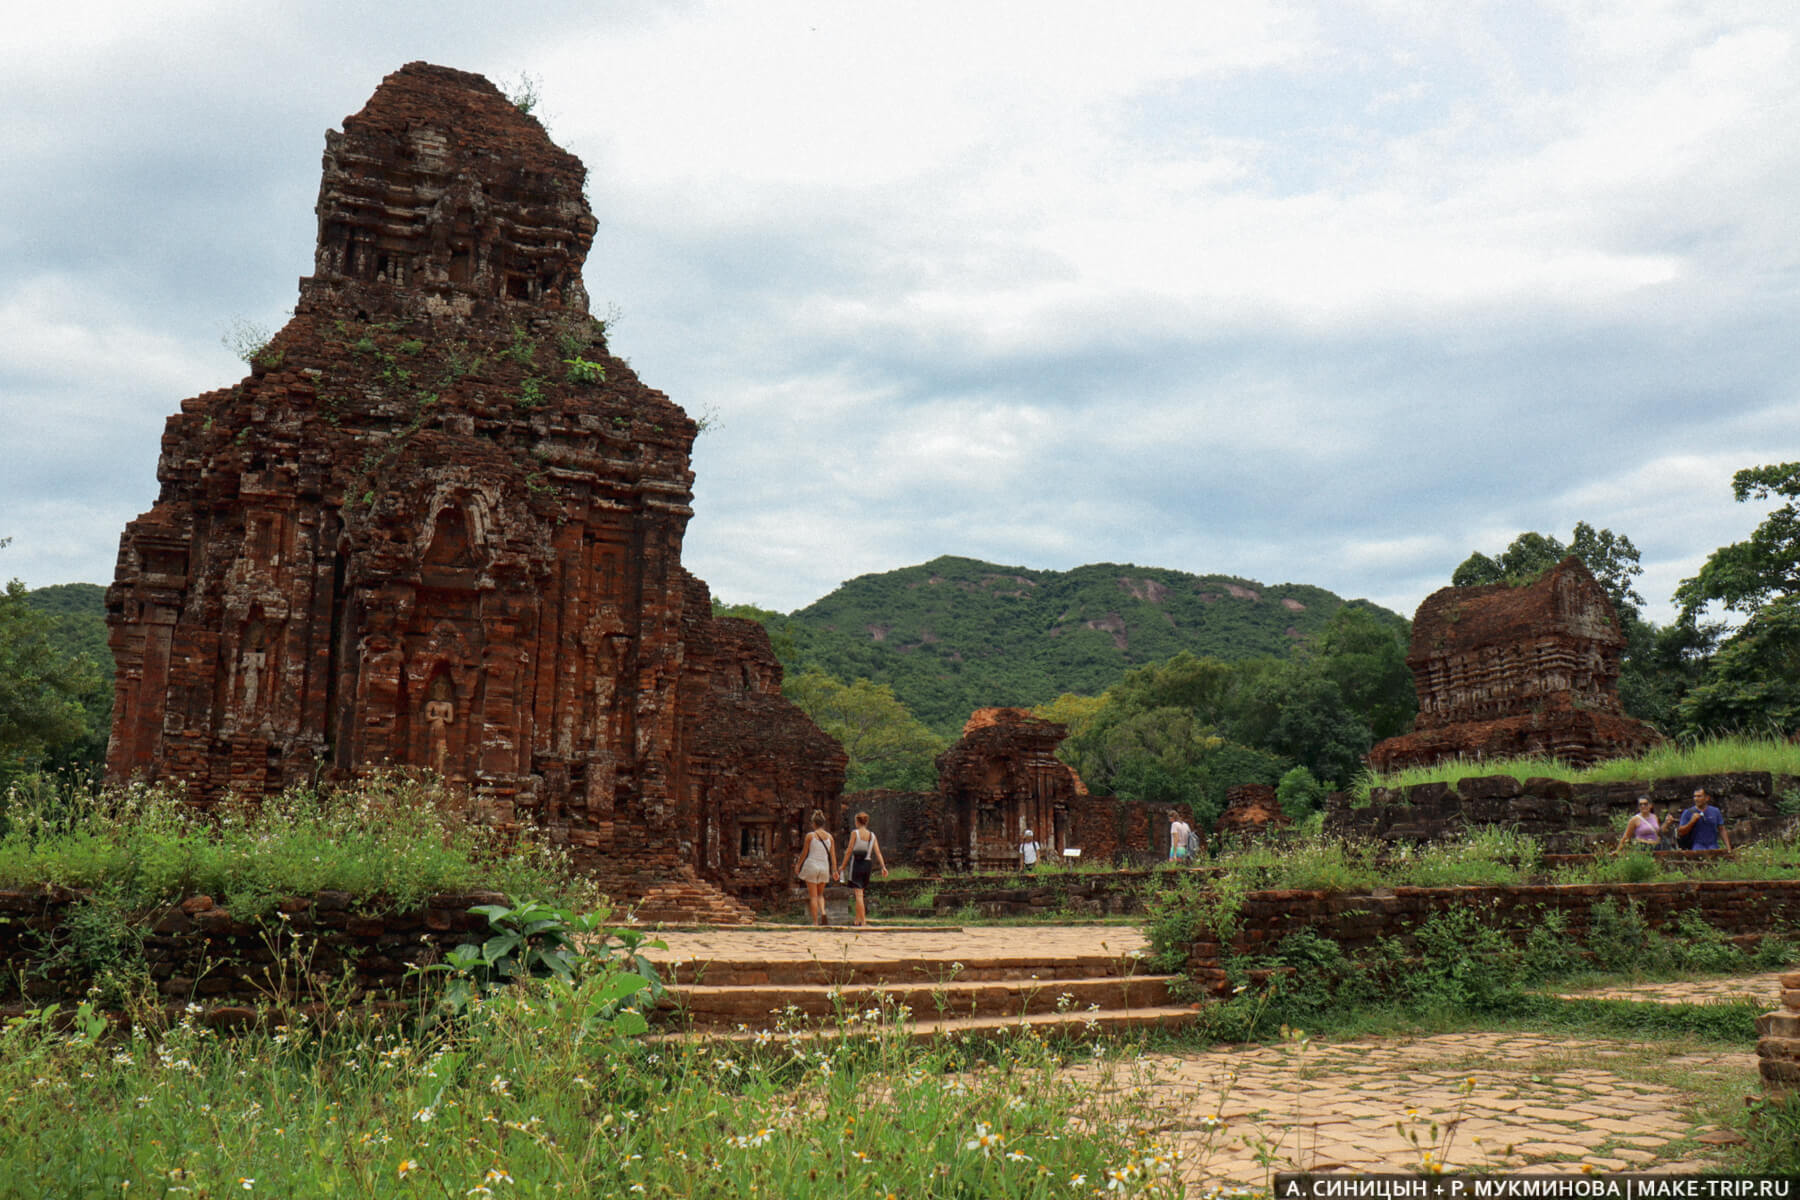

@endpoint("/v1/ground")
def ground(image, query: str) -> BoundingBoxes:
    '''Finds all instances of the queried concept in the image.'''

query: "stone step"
[655,951,1155,988]
[652,1004,1199,1046]
[662,973,1181,1028]
[626,878,759,927]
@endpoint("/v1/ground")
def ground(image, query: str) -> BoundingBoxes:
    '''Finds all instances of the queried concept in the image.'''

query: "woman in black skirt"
[836,811,889,927]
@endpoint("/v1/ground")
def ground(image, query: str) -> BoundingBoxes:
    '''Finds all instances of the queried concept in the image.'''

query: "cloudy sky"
[3,1,1796,624]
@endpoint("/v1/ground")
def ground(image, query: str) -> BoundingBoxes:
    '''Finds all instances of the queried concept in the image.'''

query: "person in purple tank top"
[1617,796,1661,851]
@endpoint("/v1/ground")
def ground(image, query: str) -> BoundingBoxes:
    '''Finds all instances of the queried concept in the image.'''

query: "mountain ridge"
[745,555,1407,734]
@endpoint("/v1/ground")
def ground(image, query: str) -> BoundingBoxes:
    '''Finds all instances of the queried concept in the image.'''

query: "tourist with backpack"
[1168,810,1194,864]
[1676,788,1731,851]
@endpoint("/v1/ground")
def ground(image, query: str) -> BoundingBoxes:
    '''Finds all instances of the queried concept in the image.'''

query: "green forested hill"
[22,582,109,664]
[767,556,1406,734]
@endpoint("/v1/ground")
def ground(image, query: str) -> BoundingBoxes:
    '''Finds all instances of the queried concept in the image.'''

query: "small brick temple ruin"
[859,708,1158,870]
[105,63,844,911]
[1369,556,1659,771]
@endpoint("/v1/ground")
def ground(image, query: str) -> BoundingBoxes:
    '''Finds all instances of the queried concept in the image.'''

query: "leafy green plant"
[31,883,149,1005]
[516,375,546,411]
[221,317,283,368]
[415,899,663,1030]
[1586,896,1665,972]
[500,323,535,364]
[1665,909,1748,973]
[1404,906,1519,1012]
[562,356,605,384]
[1741,1090,1800,1173]
[1521,908,1579,982]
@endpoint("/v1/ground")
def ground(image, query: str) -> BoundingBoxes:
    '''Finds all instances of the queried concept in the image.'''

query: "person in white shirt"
[1168,810,1193,862]
[1019,829,1041,871]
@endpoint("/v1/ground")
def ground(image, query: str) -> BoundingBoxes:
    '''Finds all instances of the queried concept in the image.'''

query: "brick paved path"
[1553,971,1787,1005]
[641,924,1150,972]
[1099,1032,1756,1188]
[640,926,1773,1185]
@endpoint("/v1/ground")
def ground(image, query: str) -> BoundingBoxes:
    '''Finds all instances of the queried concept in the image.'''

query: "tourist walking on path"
[1168,810,1193,863]
[837,812,888,926]
[1018,829,1041,871]
[1618,796,1661,851]
[795,810,836,926]
[1676,788,1731,851]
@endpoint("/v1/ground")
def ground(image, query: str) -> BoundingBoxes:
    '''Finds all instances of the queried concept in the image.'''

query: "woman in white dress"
[793,809,835,926]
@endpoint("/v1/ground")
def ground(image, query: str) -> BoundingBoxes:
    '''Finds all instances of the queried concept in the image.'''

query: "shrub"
[1142,870,1245,971]
[1587,897,1667,972]
[1665,909,1748,974]
[1403,906,1520,1012]
[1521,909,1579,982]
[1275,766,1327,819]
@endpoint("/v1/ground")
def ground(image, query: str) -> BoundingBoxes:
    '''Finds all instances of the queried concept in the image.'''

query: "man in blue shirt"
[1676,788,1731,851]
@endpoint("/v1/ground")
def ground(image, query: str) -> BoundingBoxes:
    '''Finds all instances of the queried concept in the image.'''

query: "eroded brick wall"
[1325,771,1799,852]
[1186,878,1800,995]
[0,888,504,1009]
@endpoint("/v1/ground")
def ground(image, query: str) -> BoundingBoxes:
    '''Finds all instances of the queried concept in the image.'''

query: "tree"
[1106,651,1239,722]
[1669,463,1800,734]
[1311,605,1415,741]
[1031,692,1108,740]
[1222,658,1370,789]
[1675,595,1800,733]
[0,569,101,785]
[1059,704,1282,830]
[782,669,947,792]
[1453,523,1643,620]
[1675,462,1800,618]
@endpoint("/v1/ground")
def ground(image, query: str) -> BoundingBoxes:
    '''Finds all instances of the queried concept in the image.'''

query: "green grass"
[0,773,583,916]
[0,984,1185,1198]
[1356,733,1800,799]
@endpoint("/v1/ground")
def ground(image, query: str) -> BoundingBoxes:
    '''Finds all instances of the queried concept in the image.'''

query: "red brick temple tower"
[105,63,843,908]
[1368,556,1659,771]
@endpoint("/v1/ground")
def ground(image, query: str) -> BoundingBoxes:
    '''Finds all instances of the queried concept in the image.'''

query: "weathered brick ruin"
[858,707,1157,870]
[1214,783,1291,843]
[1761,971,1800,1093]
[105,63,844,910]
[1369,557,1659,771]
[1327,770,1797,852]
[1186,878,1800,998]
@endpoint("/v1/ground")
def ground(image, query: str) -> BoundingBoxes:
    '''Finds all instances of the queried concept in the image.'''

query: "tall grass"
[0,986,1186,1198]
[1357,733,1800,799]
[0,773,582,915]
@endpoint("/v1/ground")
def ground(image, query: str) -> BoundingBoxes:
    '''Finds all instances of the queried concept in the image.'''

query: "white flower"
[728,1127,774,1149]
[964,1122,1003,1156]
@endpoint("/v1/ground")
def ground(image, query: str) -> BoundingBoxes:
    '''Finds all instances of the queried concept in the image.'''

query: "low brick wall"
[1327,771,1800,852]
[0,888,504,1009]
[1187,878,1800,994]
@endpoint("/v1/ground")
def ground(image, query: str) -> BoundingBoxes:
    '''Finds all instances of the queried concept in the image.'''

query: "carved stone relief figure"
[424,672,456,779]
